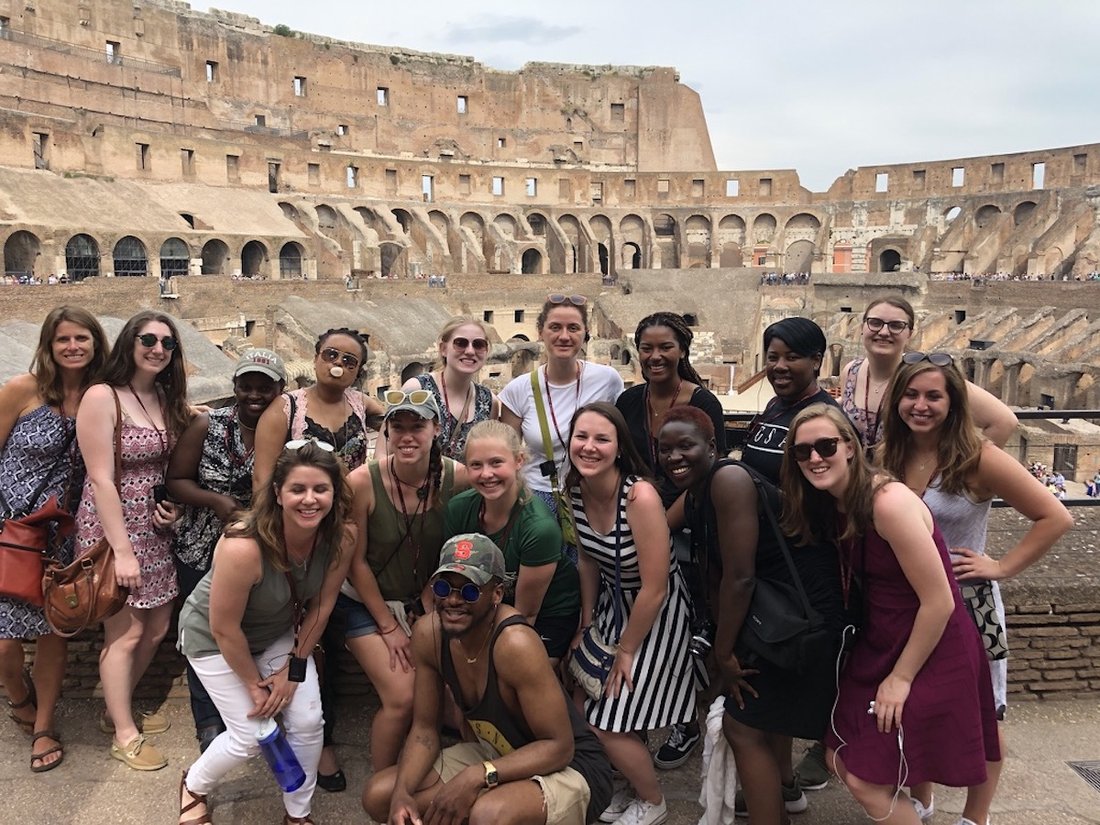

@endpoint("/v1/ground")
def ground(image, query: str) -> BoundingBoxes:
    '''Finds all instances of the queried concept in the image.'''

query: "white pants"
[185,632,323,818]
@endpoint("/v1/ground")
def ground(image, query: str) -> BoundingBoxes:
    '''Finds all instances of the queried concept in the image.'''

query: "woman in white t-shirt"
[499,294,623,562]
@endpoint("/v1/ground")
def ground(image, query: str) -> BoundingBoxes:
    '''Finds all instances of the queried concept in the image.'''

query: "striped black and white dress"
[572,476,698,732]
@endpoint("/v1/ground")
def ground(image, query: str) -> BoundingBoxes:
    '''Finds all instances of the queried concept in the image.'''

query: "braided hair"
[634,312,704,385]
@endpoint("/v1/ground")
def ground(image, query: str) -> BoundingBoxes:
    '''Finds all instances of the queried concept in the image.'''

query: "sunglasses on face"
[136,333,178,351]
[902,351,953,367]
[547,293,588,307]
[451,336,489,353]
[284,438,335,453]
[791,437,841,462]
[864,317,910,334]
[319,347,361,369]
[431,578,483,602]
[384,389,433,406]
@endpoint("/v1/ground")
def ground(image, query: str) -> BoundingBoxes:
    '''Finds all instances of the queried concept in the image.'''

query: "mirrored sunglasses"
[547,293,587,307]
[791,437,841,462]
[136,333,178,351]
[901,351,953,367]
[384,389,433,406]
[284,438,335,453]
[319,347,360,369]
[451,336,489,353]
[864,317,910,334]
[431,578,482,602]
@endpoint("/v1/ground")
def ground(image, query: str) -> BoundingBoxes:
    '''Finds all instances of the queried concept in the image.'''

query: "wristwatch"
[483,760,500,789]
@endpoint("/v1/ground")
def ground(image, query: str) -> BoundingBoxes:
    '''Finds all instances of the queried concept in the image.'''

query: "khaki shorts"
[433,740,591,825]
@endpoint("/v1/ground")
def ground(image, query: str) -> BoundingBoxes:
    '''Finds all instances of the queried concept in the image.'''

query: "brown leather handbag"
[42,389,130,637]
[0,496,75,607]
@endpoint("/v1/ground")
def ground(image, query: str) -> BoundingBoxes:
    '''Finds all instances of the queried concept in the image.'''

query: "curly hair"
[228,441,351,572]
[101,311,192,439]
[658,404,714,441]
[316,327,370,377]
[780,404,888,544]
[878,359,983,495]
[31,305,110,408]
[634,311,704,384]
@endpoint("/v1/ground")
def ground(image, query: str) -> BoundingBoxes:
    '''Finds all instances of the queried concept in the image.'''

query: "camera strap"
[530,367,562,490]
[283,569,305,657]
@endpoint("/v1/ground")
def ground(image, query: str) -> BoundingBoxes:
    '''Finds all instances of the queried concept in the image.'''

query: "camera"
[288,655,307,683]
[688,617,715,659]
[539,459,557,478]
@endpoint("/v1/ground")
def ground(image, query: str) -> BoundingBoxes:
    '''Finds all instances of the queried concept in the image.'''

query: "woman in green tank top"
[177,441,354,825]
[343,391,470,771]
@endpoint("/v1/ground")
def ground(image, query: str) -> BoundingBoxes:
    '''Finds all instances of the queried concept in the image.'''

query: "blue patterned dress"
[0,406,81,638]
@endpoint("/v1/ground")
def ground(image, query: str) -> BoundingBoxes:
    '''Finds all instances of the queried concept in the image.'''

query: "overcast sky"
[213,0,1100,192]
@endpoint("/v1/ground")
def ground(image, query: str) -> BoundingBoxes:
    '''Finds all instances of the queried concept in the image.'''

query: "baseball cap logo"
[454,540,473,560]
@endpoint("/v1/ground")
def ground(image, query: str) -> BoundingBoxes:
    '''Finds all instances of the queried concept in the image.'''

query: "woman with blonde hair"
[0,305,109,772]
[879,353,1071,825]
[444,420,579,663]
[76,310,192,771]
[377,315,499,461]
[781,404,1000,825]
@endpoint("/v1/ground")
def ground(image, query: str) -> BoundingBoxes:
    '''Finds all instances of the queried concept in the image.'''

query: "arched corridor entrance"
[879,249,902,272]
[65,234,100,281]
[4,230,40,278]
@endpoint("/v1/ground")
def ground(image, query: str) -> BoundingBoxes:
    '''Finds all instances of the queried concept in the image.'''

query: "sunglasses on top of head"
[863,317,910,334]
[790,437,841,462]
[384,389,433,406]
[547,293,587,307]
[319,347,360,369]
[284,438,335,453]
[136,333,178,351]
[431,578,483,602]
[450,336,489,353]
[901,351,953,367]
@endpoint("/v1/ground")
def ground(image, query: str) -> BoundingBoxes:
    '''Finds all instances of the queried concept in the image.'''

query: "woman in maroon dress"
[780,404,1000,825]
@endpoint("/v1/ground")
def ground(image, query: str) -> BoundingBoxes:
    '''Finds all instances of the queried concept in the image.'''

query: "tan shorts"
[433,740,591,825]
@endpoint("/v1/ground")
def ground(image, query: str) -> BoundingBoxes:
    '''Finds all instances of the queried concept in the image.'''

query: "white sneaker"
[912,794,934,821]
[599,787,635,823]
[954,818,988,825]
[614,797,668,825]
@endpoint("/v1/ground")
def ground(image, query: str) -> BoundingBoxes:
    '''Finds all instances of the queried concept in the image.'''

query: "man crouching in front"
[363,533,612,825]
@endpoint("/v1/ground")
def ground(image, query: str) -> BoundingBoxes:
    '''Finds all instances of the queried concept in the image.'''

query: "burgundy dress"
[824,521,1000,787]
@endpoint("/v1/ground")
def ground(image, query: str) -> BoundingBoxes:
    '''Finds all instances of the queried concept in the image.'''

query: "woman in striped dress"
[566,402,697,825]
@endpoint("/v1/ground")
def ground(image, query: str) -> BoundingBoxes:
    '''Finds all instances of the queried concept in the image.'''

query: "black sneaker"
[733,779,808,817]
[653,722,700,770]
[794,741,830,790]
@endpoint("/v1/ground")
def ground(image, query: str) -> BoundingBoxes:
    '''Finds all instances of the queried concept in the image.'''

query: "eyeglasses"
[384,389,433,406]
[547,293,588,307]
[431,578,483,602]
[902,351,953,367]
[319,347,361,369]
[136,333,178,351]
[864,317,910,334]
[284,438,335,453]
[451,336,489,353]
[791,437,841,462]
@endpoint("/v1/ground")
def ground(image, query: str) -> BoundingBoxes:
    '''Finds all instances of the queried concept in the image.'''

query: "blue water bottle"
[256,717,306,792]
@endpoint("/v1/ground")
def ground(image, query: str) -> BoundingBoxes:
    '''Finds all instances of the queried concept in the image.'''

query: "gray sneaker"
[794,741,830,790]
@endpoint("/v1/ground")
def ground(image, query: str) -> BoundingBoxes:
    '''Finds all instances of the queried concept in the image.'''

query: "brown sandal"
[179,771,212,824]
[7,669,37,735]
[30,730,63,773]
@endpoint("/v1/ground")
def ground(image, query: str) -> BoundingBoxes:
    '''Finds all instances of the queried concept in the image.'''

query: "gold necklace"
[460,609,497,664]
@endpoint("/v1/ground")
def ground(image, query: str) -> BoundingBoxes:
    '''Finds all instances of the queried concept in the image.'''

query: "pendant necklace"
[460,607,497,664]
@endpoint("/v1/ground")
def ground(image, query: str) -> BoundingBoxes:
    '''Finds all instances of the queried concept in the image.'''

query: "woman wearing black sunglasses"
[75,310,192,771]
[252,326,384,790]
[878,354,1071,825]
[839,296,1016,452]
[781,403,1000,825]
[376,315,499,462]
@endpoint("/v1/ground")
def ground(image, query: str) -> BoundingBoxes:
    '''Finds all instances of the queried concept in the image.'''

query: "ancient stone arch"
[159,237,190,278]
[113,235,148,277]
[527,212,548,236]
[752,213,777,243]
[785,212,821,232]
[4,230,40,278]
[1014,201,1037,226]
[380,241,407,278]
[279,242,304,278]
[65,234,100,281]
[315,204,339,230]
[878,248,903,272]
[975,204,1002,228]
[493,213,518,237]
[241,239,268,277]
[391,208,413,235]
[685,214,711,268]
[521,247,543,275]
[200,239,230,275]
[785,239,815,272]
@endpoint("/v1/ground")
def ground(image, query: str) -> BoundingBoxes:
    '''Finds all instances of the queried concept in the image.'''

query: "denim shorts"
[336,592,381,638]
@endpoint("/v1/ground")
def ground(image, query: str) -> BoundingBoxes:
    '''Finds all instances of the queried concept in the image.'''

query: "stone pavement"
[2,696,1099,824]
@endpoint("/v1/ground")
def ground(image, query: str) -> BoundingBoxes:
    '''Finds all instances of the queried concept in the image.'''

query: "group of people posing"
[0,293,1072,825]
